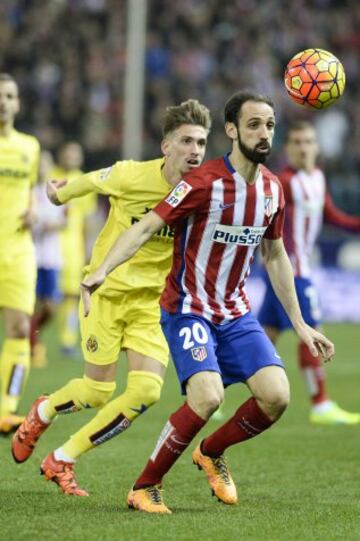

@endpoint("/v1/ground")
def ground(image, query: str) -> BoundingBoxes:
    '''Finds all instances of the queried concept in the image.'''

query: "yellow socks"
[60,371,163,460]
[43,376,116,421]
[0,338,30,416]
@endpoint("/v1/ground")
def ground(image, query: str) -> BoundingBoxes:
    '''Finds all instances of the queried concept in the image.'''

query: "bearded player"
[0,73,40,434]
[12,99,211,496]
[259,121,360,425]
[78,92,334,513]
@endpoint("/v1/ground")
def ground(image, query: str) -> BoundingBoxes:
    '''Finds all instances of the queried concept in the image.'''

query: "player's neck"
[162,161,182,187]
[228,151,260,185]
[0,121,13,137]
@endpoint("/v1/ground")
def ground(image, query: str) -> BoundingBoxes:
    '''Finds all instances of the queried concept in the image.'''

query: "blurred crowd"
[0,0,359,212]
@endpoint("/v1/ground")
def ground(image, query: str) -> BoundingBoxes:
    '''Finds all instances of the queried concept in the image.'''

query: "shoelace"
[18,416,42,445]
[146,486,163,504]
[58,465,81,492]
[212,456,231,484]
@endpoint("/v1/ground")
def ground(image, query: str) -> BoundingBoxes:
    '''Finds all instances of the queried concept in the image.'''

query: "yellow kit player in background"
[13,99,211,496]
[52,142,97,356]
[0,74,40,434]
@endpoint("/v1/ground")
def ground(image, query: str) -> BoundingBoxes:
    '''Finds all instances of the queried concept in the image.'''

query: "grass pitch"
[1,323,360,540]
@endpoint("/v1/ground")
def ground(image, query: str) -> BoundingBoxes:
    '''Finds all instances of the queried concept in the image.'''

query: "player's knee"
[260,384,290,420]
[82,376,116,408]
[187,372,224,419]
[190,388,224,419]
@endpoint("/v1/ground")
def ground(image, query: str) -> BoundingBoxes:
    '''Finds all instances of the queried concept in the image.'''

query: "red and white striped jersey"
[280,166,360,278]
[154,155,285,325]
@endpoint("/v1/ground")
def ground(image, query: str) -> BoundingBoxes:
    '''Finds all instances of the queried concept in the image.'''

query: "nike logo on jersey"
[219,202,235,210]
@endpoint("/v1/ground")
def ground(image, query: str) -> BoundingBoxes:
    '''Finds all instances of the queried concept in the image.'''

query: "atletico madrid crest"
[191,346,207,362]
[264,195,273,218]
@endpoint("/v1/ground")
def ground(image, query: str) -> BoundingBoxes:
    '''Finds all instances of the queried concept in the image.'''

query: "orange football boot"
[40,452,89,496]
[127,486,171,514]
[0,414,25,435]
[192,444,238,504]
[12,396,49,463]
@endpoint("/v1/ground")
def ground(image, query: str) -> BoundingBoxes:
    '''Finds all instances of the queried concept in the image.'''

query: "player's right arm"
[47,163,124,205]
[47,174,97,205]
[81,210,165,316]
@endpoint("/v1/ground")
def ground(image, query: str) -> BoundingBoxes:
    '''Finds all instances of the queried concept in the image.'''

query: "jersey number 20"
[179,323,209,350]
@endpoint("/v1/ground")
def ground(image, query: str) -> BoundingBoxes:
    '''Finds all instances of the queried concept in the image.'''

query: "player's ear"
[161,137,170,157]
[225,122,237,141]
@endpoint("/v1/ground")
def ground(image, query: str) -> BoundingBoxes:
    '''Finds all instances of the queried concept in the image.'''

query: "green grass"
[1,323,360,540]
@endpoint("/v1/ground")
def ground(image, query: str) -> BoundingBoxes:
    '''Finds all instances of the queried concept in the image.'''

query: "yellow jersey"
[0,129,40,255]
[58,158,174,296]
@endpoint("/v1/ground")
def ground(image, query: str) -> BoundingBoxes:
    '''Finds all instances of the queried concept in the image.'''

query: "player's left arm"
[80,210,165,316]
[261,237,334,362]
[324,190,360,231]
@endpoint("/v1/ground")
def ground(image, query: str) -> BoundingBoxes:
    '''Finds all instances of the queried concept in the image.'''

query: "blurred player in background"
[77,92,334,514]
[53,142,97,356]
[258,121,360,425]
[0,73,40,434]
[30,150,67,368]
[12,99,211,497]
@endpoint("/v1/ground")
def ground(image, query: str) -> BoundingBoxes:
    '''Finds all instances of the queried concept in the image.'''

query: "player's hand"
[80,268,107,317]
[47,179,67,205]
[18,209,37,230]
[295,324,335,362]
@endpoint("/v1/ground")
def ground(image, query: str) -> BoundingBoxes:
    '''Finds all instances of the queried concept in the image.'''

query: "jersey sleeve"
[83,161,133,196]
[324,190,360,232]
[57,161,131,203]
[153,177,207,226]
[264,182,285,239]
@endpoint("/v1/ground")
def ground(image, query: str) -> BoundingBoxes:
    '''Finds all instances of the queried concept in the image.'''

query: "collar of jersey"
[223,153,246,184]
[223,153,235,174]
[223,152,262,186]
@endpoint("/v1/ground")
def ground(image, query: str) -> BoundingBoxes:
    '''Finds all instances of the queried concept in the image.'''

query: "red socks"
[134,398,275,488]
[201,397,273,457]
[134,402,206,489]
[298,342,328,405]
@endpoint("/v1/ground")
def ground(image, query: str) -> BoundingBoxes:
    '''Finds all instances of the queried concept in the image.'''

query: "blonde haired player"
[0,73,40,434]
[12,99,211,496]
[53,142,97,356]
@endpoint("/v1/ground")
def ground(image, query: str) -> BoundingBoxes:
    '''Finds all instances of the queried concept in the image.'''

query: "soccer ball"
[284,48,346,109]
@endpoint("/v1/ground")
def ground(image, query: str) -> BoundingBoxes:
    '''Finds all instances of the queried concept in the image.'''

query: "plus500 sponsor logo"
[212,224,266,246]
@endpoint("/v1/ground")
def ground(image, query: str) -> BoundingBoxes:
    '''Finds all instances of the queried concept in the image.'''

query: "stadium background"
[1,0,359,320]
[0,2,360,540]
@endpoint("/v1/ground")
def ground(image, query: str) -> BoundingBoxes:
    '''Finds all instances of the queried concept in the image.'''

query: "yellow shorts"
[0,251,36,315]
[79,289,169,367]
